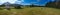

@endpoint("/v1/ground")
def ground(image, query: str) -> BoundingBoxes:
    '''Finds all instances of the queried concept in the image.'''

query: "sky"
[23,0,55,5]
[0,0,17,4]
[0,0,55,6]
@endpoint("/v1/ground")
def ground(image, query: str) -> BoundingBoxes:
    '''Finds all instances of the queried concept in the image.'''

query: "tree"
[45,1,56,8]
[30,4,34,7]
[13,4,23,9]
[56,0,60,9]
[45,0,60,9]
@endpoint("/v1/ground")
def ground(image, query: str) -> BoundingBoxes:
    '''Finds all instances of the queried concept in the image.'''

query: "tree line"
[45,1,60,9]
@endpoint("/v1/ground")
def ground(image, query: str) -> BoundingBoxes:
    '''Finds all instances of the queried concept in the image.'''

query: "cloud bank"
[0,0,24,5]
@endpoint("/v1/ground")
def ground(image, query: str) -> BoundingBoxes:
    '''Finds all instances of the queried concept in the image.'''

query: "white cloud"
[0,0,24,5]
[15,0,24,4]
[21,3,31,5]
[8,0,17,4]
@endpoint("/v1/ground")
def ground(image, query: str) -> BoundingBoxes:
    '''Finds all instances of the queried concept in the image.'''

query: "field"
[0,7,60,15]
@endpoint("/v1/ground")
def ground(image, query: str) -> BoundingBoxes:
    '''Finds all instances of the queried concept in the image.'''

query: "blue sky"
[23,0,55,5]
[0,0,55,6]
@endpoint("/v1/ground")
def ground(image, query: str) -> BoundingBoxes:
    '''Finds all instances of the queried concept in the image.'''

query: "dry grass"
[0,7,60,15]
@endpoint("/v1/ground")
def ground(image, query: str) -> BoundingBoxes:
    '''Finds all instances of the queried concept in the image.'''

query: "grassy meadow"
[0,7,60,15]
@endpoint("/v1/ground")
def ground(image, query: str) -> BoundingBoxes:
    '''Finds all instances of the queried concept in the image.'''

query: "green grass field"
[0,7,60,15]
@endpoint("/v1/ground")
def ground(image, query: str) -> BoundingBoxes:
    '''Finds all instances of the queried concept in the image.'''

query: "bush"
[0,8,3,10]
[14,6,22,9]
